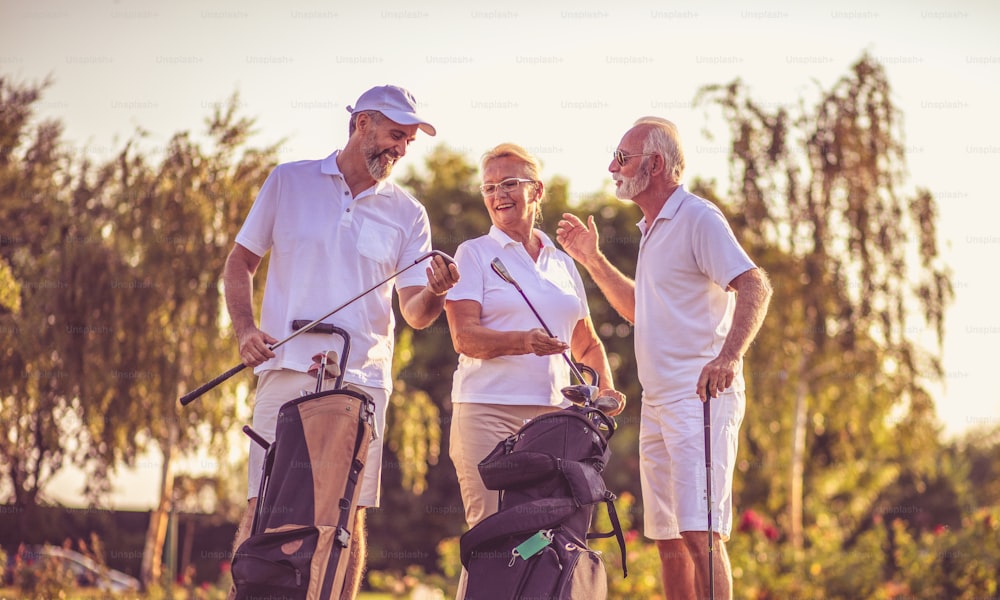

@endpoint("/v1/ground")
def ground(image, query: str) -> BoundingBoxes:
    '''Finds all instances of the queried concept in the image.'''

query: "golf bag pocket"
[232,524,342,600]
[464,528,607,600]
[478,447,558,491]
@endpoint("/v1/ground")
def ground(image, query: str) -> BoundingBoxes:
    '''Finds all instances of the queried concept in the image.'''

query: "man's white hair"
[633,116,685,182]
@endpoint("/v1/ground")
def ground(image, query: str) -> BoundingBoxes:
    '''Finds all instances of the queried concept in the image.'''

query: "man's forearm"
[400,286,447,330]
[719,269,772,361]
[581,252,637,324]
[223,251,259,337]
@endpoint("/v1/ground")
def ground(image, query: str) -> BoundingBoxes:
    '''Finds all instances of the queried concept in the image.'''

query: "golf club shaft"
[704,386,715,600]
[513,287,588,385]
[179,250,454,406]
[491,258,589,385]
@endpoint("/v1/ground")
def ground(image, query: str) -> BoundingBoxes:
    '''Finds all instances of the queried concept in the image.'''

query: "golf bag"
[459,404,627,600]
[231,326,375,600]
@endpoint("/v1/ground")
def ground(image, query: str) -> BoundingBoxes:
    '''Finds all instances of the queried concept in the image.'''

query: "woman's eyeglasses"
[480,177,536,196]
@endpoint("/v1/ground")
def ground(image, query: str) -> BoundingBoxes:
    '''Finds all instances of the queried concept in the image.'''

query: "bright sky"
[3,0,998,509]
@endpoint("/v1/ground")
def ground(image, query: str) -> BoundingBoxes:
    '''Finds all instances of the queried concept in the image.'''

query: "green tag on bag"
[509,529,553,565]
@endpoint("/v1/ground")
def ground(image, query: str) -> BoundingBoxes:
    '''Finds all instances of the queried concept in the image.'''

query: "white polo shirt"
[448,226,589,406]
[235,150,432,391]
[634,185,757,404]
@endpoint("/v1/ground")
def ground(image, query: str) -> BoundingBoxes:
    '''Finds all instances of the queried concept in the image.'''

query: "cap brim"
[381,110,436,136]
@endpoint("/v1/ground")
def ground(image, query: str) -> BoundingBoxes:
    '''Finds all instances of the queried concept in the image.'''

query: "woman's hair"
[480,143,543,184]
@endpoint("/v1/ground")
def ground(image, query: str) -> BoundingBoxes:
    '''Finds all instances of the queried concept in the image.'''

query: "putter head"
[561,384,599,407]
[490,257,519,289]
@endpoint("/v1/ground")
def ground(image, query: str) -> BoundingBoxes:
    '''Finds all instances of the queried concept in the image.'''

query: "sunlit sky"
[3,0,998,509]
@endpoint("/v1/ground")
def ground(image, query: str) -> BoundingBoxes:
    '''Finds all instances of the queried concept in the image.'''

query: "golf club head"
[490,257,518,288]
[593,395,620,414]
[308,351,341,379]
[430,250,457,267]
[561,384,599,406]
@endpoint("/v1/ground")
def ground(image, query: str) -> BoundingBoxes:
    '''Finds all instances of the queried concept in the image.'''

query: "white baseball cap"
[346,85,436,136]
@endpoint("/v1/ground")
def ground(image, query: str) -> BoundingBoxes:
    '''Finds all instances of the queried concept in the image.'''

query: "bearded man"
[557,117,772,600]
[223,85,459,600]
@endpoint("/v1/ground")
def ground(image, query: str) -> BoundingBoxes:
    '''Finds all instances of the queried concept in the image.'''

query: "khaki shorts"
[247,369,388,507]
[449,402,560,528]
[639,391,745,541]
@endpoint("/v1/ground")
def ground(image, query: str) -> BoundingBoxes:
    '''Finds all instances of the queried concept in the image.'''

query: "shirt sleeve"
[393,203,434,290]
[692,205,757,290]
[446,241,485,304]
[234,166,282,257]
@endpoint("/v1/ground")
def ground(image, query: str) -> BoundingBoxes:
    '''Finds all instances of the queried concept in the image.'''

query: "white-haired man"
[557,117,772,600]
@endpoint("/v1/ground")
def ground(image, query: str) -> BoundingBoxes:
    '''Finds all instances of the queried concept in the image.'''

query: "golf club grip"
[179,363,247,405]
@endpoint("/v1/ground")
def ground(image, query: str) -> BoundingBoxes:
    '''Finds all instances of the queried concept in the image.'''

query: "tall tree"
[0,77,124,529]
[695,53,952,548]
[104,96,278,586]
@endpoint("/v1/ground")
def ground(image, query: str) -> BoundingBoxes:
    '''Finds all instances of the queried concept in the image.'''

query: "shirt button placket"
[342,190,354,227]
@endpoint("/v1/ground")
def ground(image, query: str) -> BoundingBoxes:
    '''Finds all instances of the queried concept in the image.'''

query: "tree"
[0,77,125,530]
[695,52,952,549]
[0,77,280,587]
[103,96,279,586]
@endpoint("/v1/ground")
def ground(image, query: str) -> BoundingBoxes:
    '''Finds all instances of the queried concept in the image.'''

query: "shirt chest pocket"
[356,219,400,267]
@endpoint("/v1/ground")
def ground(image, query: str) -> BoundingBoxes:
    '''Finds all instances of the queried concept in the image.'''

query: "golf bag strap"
[460,498,578,567]
[585,494,628,578]
[333,415,368,551]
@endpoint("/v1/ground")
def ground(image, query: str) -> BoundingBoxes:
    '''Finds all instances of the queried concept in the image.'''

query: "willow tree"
[696,53,952,549]
[105,96,278,586]
[0,77,127,530]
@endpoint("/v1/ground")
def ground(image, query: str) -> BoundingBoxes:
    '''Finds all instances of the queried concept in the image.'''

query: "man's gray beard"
[362,132,393,181]
[365,154,391,181]
[615,167,650,200]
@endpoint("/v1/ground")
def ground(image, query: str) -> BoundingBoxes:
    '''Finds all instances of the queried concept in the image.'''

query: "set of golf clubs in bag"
[180,250,714,600]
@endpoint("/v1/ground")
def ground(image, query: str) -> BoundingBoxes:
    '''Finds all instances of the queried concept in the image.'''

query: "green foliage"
[0,257,20,313]
[366,564,449,598]
[695,52,952,549]
[387,329,442,495]
[11,549,77,599]
[589,492,665,599]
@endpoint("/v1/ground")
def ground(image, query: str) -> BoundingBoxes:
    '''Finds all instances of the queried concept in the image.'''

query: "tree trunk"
[788,354,809,550]
[140,423,177,589]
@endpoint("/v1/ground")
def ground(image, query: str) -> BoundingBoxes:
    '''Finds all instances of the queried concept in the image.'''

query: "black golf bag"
[231,325,375,600]
[459,404,627,600]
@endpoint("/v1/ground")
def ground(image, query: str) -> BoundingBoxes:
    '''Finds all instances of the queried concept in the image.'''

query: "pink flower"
[763,525,779,541]
[739,509,764,534]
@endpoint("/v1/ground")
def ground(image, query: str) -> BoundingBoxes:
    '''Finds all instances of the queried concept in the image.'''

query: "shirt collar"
[321,150,391,197]
[637,184,688,234]
[488,225,555,251]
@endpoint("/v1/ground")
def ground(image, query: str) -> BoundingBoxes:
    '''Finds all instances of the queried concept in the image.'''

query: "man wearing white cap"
[223,84,459,599]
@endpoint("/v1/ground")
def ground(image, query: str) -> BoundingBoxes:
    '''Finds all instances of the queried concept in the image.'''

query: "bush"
[891,507,999,599]
[11,543,78,600]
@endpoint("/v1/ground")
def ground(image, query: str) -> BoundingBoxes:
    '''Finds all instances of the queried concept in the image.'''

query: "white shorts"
[247,369,388,507]
[639,391,745,541]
